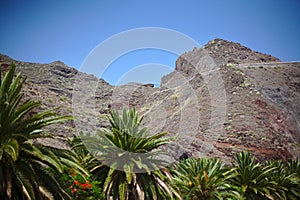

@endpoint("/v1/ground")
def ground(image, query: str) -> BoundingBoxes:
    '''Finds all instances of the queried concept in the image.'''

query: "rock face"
[1,38,299,163]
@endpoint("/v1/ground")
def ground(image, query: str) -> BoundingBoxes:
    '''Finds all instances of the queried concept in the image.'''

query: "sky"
[0,0,299,85]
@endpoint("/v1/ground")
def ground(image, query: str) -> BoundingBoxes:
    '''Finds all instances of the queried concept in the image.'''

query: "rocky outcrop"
[204,38,281,65]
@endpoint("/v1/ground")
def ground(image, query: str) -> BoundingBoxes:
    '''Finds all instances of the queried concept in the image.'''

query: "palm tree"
[228,151,278,200]
[170,157,240,200]
[0,63,87,199]
[286,158,300,178]
[81,107,179,200]
[265,160,300,200]
[66,134,100,171]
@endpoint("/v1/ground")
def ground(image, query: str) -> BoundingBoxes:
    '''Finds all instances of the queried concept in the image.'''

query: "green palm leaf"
[0,63,80,199]
[171,157,235,199]
[228,151,278,200]
[82,107,175,199]
[2,138,19,161]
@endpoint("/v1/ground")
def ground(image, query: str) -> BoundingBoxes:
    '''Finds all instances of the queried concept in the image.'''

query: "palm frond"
[0,63,75,199]
[85,107,175,199]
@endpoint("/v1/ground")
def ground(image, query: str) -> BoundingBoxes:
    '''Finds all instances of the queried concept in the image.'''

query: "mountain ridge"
[1,38,299,163]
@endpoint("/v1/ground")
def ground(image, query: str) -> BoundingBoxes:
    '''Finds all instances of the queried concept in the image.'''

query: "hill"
[1,38,299,163]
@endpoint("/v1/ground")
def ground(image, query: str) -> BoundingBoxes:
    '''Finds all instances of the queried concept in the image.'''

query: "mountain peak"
[203,38,281,64]
[50,60,67,66]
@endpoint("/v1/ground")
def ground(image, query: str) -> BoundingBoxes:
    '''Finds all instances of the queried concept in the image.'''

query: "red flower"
[81,182,92,190]
[71,188,78,194]
[69,168,77,177]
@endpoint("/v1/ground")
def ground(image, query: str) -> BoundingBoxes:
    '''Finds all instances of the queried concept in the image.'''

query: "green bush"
[56,166,105,200]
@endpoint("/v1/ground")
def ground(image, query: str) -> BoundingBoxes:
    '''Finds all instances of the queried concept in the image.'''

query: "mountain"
[1,38,299,163]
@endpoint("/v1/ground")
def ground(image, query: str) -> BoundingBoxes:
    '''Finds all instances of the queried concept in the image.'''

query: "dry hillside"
[1,38,299,163]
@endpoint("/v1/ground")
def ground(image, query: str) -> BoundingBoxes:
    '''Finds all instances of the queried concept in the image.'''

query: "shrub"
[56,167,105,200]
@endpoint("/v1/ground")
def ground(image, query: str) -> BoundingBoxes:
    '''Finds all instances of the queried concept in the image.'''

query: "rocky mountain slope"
[1,38,299,163]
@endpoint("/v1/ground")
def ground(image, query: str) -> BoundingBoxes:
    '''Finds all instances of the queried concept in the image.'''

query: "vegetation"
[170,157,238,199]
[1,63,299,199]
[0,63,88,199]
[170,152,300,200]
[265,159,300,200]
[80,108,179,200]
[53,136,106,200]
[55,166,105,200]
[73,108,300,200]
[229,152,300,200]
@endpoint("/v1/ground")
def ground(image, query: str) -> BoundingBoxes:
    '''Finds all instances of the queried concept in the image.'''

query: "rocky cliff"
[1,38,299,163]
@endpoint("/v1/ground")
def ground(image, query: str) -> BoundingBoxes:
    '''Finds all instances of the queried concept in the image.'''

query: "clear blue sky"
[0,0,299,85]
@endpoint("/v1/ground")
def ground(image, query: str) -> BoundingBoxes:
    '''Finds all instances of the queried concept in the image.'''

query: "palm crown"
[0,63,87,199]
[81,107,179,200]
